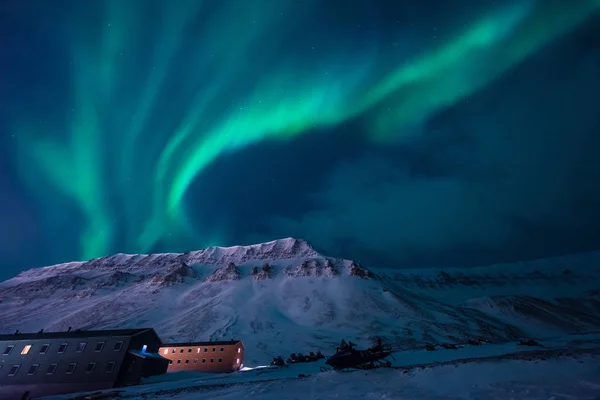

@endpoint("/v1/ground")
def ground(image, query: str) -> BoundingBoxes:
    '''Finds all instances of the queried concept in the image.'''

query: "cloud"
[264,26,600,268]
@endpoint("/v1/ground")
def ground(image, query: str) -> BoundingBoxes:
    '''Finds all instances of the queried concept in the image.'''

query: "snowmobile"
[321,341,395,372]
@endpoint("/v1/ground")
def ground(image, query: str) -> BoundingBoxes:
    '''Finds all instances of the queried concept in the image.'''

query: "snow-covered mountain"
[1,237,599,365]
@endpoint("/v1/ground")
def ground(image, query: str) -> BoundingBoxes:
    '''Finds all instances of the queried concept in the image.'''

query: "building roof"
[161,340,242,347]
[0,328,157,342]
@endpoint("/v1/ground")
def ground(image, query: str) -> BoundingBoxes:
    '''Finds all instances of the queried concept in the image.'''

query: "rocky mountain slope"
[1,237,599,364]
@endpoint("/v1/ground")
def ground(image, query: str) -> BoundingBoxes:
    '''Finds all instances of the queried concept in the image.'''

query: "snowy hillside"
[1,238,599,366]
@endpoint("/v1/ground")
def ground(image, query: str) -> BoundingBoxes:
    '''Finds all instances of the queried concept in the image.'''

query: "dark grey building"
[0,328,169,400]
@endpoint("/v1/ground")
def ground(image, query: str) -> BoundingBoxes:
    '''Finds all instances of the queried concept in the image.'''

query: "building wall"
[0,333,161,400]
[0,382,113,400]
[159,342,244,373]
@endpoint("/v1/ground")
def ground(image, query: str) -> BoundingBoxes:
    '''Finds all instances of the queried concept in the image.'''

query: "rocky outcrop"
[252,263,273,280]
[149,262,198,286]
[206,263,241,283]
[286,259,337,278]
[0,275,88,299]
[350,262,372,279]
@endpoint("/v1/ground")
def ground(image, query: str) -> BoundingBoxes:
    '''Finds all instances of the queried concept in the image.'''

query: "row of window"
[3,341,123,357]
[163,347,241,355]
[168,357,241,365]
[3,360,117,377]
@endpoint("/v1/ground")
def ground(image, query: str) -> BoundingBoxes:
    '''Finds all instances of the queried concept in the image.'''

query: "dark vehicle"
[322,339,394,371]
[285,351,325,364]
[270,356,285,366]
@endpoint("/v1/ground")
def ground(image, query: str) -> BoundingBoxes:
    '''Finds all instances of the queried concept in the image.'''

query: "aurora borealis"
[1,0,600,279]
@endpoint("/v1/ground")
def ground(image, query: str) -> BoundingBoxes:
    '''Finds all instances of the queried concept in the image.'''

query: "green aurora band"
[14,0,600,261]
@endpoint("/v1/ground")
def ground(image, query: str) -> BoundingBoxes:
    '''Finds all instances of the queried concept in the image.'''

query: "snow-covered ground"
[42,347,600,399]
[1,237,600,399]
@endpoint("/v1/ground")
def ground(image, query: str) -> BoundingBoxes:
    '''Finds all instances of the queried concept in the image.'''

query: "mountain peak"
[193,237,319,265]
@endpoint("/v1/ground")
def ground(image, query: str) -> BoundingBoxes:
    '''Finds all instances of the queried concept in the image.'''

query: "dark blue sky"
[1,0,599,281]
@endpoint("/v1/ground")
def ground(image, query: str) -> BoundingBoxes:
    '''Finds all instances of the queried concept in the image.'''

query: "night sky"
[1,0,599,281]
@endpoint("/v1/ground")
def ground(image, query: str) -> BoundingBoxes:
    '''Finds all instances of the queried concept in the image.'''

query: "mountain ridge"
[1,237,599,364]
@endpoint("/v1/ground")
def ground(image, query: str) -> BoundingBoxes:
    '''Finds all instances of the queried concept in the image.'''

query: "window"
[218,358,222,363]
[197,348,200,353]
[210,359,214,363]
[105,362,116,373]
[66,362,77,374]
[142,345,147,353]
[86,362,96,373]
[177,360,181,364]
[172,349,176,353]
[3,345,14,355]
[220,347,224,352]
[212,348,216,352]
[27,364,39,375]
[188,348,192,353]
[114,341,123,351]
[180,349,184,353]
[236,358,240,364]
[76,342,86,352]
[39,344,50,354]
[169,360,173,364]
[204,348,208,353]
[8,364,20,376]
[21,345,32,355]
[94,342,105,352]
[238,348,241,353]
[193,359,198,364]
[163,349,168,355]
[202,359,206,364]
[185,359,189,364]
[46,364,58,375]
[58,343,68,353]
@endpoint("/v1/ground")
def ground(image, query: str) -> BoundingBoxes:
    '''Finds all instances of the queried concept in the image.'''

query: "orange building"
[158,340,244,373]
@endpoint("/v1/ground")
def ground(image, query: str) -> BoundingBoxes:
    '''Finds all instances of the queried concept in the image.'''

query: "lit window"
[163,349,168,355]
[76,342,86,352]
[66,362,77,374]
[8,364,20,376]
[86,362,96,373]
[3,345,14,355]
[142,345,147,353]
[46,364,58,375]
[114,341,123,351]
[193,359,198,364]
[220,347,224,352]
[27,364,39,375]
[236,358,240,364]
[58,343,68,353]
[218,358,222,363]
[238,348,241,353]
[197,348,200,353]
[105,362,115,373]
[39,344,50,354]
[94,342,105,352]
[21,345,32,355]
